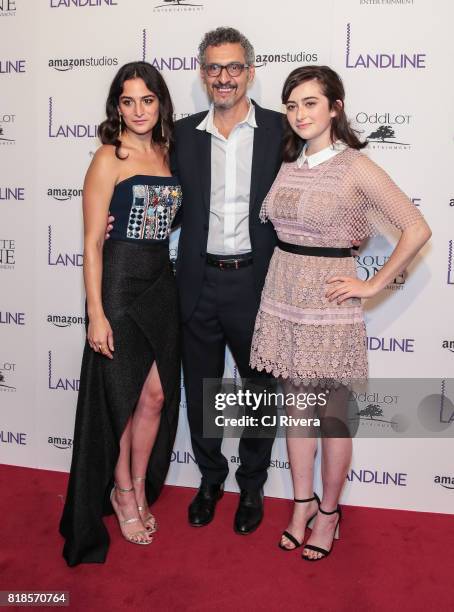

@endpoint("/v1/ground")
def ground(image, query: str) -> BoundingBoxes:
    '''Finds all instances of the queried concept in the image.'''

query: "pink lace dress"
[250,147,424,385]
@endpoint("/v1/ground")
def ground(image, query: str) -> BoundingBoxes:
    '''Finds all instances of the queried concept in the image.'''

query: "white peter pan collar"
[296,141,346,169]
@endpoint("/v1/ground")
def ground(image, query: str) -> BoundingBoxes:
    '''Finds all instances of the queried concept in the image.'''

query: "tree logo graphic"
[355,402,397,426]
[0,126,14,142]
[154,0,203,9]
[358,404,383,419]
[0,370,16,391]
[366,125,409,145]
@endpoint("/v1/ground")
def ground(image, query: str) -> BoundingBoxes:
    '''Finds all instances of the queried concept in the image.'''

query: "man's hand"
[105,214,114,240]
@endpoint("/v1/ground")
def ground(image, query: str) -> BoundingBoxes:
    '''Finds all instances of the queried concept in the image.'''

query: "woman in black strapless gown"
[59,62,182,566]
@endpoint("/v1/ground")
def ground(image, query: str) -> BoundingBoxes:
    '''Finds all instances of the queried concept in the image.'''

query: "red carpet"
[0,464,452,612]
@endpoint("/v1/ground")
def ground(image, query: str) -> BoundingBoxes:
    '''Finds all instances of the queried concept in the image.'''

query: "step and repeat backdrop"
[1,0,453,513]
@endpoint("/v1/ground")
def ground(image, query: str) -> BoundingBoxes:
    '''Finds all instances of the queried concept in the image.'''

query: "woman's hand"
[87,315,115,359]
[325,276,377,304]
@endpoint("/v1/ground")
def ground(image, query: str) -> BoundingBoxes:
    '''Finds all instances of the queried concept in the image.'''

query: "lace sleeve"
[349,154,425,236]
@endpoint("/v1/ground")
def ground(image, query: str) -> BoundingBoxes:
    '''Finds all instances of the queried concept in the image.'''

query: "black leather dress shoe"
[234,488,264,535]
[188,482,224,527]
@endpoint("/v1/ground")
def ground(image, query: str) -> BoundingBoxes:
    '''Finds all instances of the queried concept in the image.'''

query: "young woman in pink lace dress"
[250,66,431,561]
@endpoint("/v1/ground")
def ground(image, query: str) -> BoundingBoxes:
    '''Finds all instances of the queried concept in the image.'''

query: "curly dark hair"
[281,65,366,162]
[198,26,255,65]
[98,61,174,160]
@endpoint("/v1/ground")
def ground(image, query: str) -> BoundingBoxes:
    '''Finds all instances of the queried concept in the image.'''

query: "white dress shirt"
[196,100,257,255]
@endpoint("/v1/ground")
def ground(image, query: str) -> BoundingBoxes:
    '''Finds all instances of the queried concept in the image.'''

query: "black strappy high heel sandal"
[302,505,342,561]
[278,492,320,551]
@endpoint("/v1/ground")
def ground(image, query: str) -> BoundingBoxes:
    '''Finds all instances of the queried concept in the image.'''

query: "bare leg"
[303,385,352,560]
[279,381,319,550]
[131,362,164,530]
[111,418,152,543]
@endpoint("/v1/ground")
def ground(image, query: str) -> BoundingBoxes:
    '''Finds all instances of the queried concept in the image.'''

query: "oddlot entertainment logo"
[345,22,426,69]
[0,362,16,392]
[153,0,203,13]
[349,388,399,430]
[355,111,412,150]
[0,113,16,145]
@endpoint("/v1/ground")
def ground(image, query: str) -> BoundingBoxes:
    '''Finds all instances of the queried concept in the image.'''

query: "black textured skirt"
[59,239,180,566]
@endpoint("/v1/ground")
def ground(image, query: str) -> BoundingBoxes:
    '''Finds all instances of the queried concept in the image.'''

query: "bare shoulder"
[86,145,120,184]
[91,144,118,169]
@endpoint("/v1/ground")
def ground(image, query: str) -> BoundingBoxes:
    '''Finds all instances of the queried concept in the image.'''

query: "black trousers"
[182,264,275,491]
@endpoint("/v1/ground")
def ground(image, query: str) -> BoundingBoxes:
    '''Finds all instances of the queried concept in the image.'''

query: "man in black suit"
[107,27,282,533]
[174,27,283,534]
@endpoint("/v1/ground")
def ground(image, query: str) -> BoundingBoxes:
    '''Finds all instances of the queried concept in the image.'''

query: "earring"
[161,119,165,140]
[119,113,124,134]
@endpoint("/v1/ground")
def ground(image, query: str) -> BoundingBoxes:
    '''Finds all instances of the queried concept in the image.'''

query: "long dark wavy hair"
[98,61,174,160]
[281,65,366,162]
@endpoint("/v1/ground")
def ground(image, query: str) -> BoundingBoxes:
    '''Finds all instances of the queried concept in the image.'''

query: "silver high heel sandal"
[132,476,158,534]
[110,484,152,545]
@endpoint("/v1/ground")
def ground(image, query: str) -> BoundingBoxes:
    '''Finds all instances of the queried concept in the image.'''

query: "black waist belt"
[206,252,253,270]
[277,239,352,258]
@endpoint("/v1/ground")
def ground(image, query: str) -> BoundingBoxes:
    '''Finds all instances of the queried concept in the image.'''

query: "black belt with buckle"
[277,239,352,258]
[206,252,253,270]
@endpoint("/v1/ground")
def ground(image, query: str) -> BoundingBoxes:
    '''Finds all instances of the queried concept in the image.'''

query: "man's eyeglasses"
[203,62,250,78]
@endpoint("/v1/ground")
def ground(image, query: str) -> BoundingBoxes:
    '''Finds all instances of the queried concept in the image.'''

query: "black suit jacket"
[173,101,283,322]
